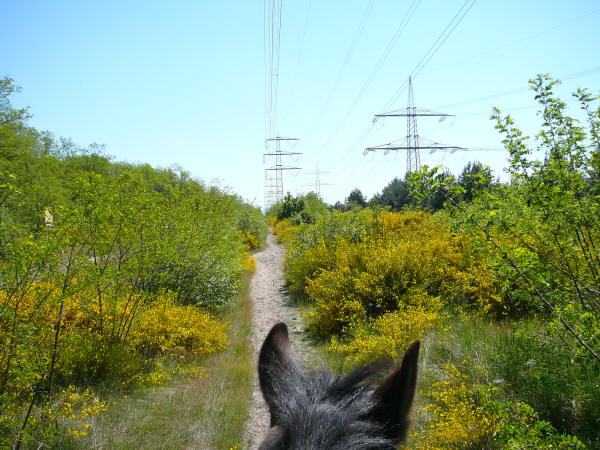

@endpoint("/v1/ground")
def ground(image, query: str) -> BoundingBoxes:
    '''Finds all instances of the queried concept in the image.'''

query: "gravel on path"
[243,232,312,449]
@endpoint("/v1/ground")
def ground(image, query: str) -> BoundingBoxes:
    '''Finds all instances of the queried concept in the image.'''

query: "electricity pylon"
[302,162,333,198]
[264,137,301,208]
[364,77,464,175]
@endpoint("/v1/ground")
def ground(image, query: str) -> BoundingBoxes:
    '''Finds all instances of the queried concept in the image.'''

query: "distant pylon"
[302,162,333,197]
[263,137,301,208]
[364,77,464,175]
[406,77,419,173]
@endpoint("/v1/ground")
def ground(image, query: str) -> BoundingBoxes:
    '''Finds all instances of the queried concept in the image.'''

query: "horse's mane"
[258,323,420,450]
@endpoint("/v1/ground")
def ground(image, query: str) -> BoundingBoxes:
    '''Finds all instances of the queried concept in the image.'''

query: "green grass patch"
[415,313,599,448]
[296,305,599,447]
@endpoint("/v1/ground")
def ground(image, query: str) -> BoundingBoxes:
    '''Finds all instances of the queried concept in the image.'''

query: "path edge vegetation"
[59,269,256,449]
[0,75,264,448]
[266,74,598,448]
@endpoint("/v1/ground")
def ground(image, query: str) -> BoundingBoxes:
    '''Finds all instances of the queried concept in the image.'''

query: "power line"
[302,0,376,141]
[284,0,313,120]
[328,0,478,178]
[265,0,284,139]
[314,0,423,155]
[381,0,478,112]
[271,0,284,136]
[434,65,600,110]
[425,7,600,75]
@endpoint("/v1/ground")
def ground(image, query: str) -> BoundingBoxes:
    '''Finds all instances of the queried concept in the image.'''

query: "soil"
[243,231,312,449]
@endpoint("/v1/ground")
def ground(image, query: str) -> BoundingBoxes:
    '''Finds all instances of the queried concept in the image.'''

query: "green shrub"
[284,210,371,300]
[300,211,498,337]
[409,364,585,449]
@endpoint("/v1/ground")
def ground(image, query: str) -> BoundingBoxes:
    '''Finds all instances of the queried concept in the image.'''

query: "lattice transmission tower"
[364,77,464,175]
[302,162,333,198]
[263,137,301,209]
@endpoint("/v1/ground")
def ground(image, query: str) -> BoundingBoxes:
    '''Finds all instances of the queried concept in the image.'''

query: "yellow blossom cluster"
[408,364,586,449]
[329,292,441,365]
[42,386,109,439]
[272,218,301,246]
[242,253,256,273]
[241,231,260,250]
[410,365,499,448]
[132,360,207,386]
[129,294,228,356]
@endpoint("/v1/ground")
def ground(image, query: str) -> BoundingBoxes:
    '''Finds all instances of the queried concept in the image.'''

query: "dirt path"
[243,231,312,449]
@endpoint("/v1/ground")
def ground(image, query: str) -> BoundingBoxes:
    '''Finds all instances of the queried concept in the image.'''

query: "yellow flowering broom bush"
[410,364,499,448]
[43,386,109,439]
[129,293,228,356]
[240,231,260,250]
[285,210,371,300]
[242,253,256,273]
[272,218,301,246]
[303,211,498,337]
[0,385,109,448]
[329,291,442,365]
[409,365,585,449]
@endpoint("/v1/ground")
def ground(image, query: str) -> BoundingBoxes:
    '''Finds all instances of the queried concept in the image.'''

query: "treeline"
[332,160,493,213]
[0,77,265,447]
[268,75,599,448]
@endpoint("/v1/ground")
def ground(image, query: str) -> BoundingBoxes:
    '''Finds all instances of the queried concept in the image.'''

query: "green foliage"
[493,323,600,445]
[469,75,598,361]
[236,201,267,249]
[268,192,329,225]
[276,193,306,220]
[458,161,494,202]
[345,188,367,208]
[370,177,412,211]
[0,77,261,446]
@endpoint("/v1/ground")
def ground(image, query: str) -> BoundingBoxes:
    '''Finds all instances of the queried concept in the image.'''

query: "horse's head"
[258,322,420,449]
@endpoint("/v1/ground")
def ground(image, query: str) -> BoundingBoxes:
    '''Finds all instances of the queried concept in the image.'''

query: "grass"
[54,273,254,450]
[292,302,600,447]
[413,312,600,448]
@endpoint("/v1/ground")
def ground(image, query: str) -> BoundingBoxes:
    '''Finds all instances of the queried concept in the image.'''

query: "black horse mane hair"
[258,323,420,450]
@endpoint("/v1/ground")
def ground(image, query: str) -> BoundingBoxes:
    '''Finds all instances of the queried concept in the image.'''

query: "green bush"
[284,209,371,300]
[0,76,256,447]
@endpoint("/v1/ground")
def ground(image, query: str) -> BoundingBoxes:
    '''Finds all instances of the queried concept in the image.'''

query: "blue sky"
[3,0,599,207]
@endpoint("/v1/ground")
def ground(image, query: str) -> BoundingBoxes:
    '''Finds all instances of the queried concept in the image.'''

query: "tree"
[277,193,306,220]
[372,177,412,211]
[458,161,493,202]
[409,75,600,363]
[345,188,367,209]
[419,168,455,211]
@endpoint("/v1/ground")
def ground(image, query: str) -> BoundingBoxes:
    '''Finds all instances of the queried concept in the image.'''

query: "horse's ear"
[371,341,420,442]
[258,322,295,426]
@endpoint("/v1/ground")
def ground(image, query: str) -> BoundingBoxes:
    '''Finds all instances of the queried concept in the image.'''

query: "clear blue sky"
[3,0,599,207]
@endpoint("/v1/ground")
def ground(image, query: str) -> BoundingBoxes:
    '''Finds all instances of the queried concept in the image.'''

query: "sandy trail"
[243,231,312,449]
